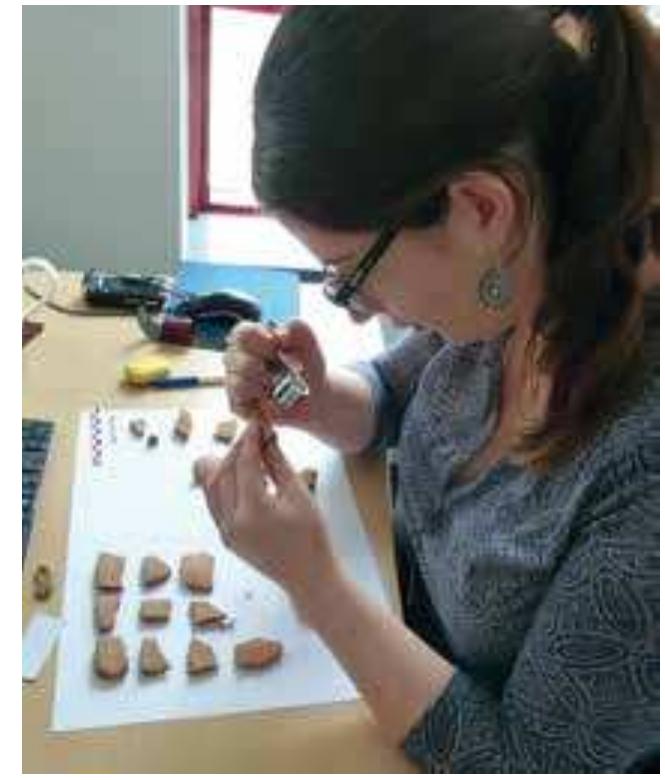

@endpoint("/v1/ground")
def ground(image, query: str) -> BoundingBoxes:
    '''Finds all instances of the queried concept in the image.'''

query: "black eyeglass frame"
[322,223,402,309]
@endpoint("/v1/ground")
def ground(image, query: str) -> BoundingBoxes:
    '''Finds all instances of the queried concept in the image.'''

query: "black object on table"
[22,418,54,564]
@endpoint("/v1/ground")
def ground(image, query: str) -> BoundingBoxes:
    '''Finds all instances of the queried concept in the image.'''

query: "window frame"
[188,5,283,217]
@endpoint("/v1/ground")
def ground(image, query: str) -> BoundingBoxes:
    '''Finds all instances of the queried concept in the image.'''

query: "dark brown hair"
[253,6,659,468]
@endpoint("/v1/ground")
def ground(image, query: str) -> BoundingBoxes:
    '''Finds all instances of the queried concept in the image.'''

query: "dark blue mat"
[175,262,300,324]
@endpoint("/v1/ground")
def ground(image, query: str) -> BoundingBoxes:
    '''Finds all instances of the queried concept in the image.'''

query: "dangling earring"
[477,266,512,311]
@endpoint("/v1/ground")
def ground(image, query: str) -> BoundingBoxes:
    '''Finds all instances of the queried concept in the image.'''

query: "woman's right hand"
[223,319,328,427]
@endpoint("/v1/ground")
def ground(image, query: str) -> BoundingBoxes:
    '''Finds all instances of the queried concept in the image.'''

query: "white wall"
[23,6,185,275]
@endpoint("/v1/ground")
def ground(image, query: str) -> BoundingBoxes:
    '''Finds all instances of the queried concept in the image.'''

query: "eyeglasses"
[322,223,401,311]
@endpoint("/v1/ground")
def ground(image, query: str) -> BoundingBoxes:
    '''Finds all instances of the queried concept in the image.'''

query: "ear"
[447,171,520,263]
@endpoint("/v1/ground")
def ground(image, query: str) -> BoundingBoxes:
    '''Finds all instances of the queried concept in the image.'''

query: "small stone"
[234,638,283,670]
[213,418,238,444]
[140,556,171,588]
[139,637,169,677]
[32,564,53,601]
[187,638,218,676]
[173,409,193,442]
[128,419,146,439]
[93,636,128,681]
[188,600,230,629]
[179,553,215,593]
[94,553,125,591]
[146,433,159,449]
[95,593,121,633]
[139,599,172,624]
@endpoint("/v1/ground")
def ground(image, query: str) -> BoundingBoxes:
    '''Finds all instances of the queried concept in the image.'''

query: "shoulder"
[588,295,659,482]
[373,327,446,375]
[561,293,659,504]
[564,355,659,547]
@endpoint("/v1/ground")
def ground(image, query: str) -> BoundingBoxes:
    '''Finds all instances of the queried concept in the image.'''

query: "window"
[188,6,282,217]
[644,5,660,25]
[189,6,659,217]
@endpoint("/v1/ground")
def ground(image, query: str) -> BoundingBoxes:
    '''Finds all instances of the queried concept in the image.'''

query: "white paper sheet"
[51,407,390,732]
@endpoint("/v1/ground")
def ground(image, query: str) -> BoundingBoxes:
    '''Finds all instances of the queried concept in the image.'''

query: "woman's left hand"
[193,421,339,608]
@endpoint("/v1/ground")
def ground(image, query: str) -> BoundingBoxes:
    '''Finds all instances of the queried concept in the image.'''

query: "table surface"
[22,273,415,773]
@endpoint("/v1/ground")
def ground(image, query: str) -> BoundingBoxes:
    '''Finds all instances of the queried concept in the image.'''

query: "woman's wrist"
[302,373,339,434]
[297,369,376,453]
[289,554,351,629]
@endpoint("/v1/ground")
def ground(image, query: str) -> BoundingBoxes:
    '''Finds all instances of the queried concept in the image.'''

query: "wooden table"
[22,274,415,773]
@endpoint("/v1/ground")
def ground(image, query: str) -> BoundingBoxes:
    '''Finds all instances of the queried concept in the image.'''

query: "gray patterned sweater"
[354,303,659,773]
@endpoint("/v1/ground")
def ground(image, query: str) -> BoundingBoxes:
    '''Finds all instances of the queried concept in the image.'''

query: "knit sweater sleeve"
[402,446,660,773]
[351,328,444,451]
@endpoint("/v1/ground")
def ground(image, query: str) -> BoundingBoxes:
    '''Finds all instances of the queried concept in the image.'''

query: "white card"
[23,612,63,682]
[51,409,390,732]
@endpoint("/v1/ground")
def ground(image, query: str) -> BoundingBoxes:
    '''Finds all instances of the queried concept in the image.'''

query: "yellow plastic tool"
[123,356,172,386]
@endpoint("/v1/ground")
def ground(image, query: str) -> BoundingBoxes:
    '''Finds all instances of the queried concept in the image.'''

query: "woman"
[195,7,659,772]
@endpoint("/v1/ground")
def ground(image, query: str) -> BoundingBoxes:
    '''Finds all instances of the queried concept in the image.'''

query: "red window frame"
[188,6,284,218]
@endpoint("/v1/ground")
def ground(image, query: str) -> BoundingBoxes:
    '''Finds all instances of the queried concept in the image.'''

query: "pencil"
[148,376,226,389]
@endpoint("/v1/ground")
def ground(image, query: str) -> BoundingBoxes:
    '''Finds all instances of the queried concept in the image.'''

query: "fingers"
[224,339,275,385]
[195,423,272,525]
[279,320,326,383]
[226,321,278,361]
[194,433,246,540]
[225,370,271,418]
[224,322,281,418]
[193,454,232,540]
[193,455,222,491]
[236,421,270,496]
[227,394,269,422]
[223,319,324,422]
[261,432,297,489]
[279,319,317,352]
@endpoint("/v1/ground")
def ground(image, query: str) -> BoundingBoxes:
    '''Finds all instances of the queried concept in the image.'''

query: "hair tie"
[551,7,595,58]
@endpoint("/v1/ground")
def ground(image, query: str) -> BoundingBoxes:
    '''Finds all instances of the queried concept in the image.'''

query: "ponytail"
[523,6,659,468]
